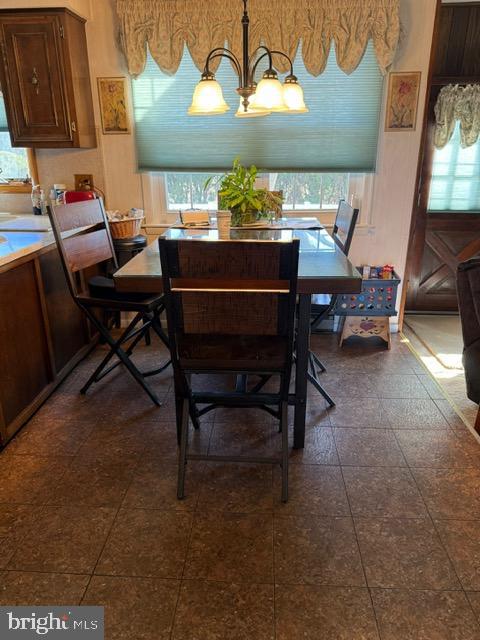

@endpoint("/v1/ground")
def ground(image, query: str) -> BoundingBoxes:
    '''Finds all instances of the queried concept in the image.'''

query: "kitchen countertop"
[0,230,57,268]
[0,213,52,232]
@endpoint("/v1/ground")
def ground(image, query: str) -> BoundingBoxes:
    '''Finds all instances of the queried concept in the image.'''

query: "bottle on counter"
[49,188,56,209]
[40,189,48,215]
[53,183,67,205]
[31,184,42,215]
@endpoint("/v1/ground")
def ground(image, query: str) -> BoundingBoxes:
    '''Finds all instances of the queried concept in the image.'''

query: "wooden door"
[0,12,73,146]
[405,3,480,313]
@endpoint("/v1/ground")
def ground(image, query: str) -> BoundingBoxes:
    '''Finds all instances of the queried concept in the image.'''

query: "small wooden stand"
[339,316,391,349]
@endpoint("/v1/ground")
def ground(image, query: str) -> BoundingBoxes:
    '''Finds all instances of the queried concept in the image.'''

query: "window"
[428,122,480,212]
[0,94,34,191]
[132,43,383,173]
[164,171,358,212]
[268,173,349,211]
[0,132,30,181]
[145,171,371,229]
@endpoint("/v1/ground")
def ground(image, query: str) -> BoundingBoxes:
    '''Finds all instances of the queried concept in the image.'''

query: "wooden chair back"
[333,200,359,256]
[159,237,299,373]
[49,199,117,299]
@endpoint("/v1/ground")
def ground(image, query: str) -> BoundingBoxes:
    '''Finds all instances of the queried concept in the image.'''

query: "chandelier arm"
[249,49,295,85]
[204,47,242,78]
[205,53,243,86]
[269,50,295,76]
[248,45,273,72]
[248,50,271,84]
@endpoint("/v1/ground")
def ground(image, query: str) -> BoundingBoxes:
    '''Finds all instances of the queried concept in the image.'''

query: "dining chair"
[457,258,480,432]
[308,200,359,405]
[159,235,300,502]
[49,199,170,405]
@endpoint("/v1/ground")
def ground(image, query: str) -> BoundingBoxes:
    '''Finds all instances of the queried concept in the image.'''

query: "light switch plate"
[74,174,94,191]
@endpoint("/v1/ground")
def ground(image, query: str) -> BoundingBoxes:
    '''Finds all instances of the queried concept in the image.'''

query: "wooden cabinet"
[0,243,94,446]
[0,8,96,148]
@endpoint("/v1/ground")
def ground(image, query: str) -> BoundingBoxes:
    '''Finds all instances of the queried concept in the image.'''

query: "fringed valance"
[115,0,400,78]
[434,84,480,150]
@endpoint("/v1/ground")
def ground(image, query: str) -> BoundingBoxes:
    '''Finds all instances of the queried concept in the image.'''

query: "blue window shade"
[132,43,383,173]
[0,93,8,132]
[428,123,480,212]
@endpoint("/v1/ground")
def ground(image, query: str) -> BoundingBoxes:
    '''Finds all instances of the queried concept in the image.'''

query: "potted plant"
[205,158,283,227]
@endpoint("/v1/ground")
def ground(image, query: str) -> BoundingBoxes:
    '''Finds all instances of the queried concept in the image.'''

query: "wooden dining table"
[114,224,362,448]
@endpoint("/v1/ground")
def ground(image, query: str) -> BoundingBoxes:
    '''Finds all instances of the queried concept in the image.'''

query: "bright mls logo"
[0,607,104,639]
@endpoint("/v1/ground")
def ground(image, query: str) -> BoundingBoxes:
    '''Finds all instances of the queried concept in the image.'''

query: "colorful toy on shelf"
[335,266,401,349]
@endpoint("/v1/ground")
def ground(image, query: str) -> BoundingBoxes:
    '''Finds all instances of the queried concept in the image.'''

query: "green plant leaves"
[204,158,284,224]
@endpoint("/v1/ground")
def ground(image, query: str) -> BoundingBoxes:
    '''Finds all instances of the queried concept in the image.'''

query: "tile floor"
[403,320,479,431]
[1,334,480,639]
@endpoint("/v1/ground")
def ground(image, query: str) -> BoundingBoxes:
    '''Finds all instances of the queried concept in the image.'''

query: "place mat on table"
[172,217,322,230]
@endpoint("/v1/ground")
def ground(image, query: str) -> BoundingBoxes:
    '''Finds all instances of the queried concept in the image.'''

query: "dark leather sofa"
[457,258,480,432]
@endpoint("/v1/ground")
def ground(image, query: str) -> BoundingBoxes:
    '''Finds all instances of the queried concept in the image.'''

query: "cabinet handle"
[30,67,40,95]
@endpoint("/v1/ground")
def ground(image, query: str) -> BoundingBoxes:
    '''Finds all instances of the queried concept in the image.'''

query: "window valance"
[434,84,480,150]
[115,0,400,78]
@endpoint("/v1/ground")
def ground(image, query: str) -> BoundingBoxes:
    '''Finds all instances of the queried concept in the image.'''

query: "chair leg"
[143,317,151,346]
[280,400,289,503]
[307,370,335,407]
[189,399,201,430]
[249,375,271,394]
[311,351,326,373]
[475,406,480,435]
[80,312,144,393]
[308,352,317,377]
[150,310,170,350]
[177,397,190,500]
[82,308,161,406]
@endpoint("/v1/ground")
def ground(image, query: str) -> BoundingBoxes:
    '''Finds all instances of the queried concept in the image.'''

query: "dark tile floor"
[1,334,480,639]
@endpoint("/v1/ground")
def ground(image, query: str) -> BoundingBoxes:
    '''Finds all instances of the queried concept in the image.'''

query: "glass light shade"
[188,78,229,115]
[254,77,287,112]
[235,94,270,118]
[283,82,309,113]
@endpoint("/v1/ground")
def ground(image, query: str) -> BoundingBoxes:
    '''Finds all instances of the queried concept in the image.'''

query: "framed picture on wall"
[385,71,421,132]
[97,77,130,134]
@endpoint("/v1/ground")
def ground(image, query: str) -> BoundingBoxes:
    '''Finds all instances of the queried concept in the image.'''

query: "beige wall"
[0,0,438,326]
[349,0,437,319]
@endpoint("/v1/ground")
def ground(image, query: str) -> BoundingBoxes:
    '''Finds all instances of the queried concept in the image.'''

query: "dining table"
[113,220,362,448]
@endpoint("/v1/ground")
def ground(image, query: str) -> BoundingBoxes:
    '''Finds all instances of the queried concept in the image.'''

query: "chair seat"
[86,275,162,310]
[311,293,332,310]
[178,334,288,371]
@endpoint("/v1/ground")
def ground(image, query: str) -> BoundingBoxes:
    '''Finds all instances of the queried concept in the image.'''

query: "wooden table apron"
[114,229,362,448]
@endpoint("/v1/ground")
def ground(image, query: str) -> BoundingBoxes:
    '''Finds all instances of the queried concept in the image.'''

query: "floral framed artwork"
[97,77,130,134]
[385,72,421,132]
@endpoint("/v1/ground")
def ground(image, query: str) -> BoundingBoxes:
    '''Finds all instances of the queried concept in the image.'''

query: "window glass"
[165,171,352,212]
[428,123,480,212]
[0,132,29,181]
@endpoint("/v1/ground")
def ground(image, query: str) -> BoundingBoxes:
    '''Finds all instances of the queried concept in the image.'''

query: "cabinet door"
[39,249,89,373]
[0,14,73,146]
[0,260,52,435]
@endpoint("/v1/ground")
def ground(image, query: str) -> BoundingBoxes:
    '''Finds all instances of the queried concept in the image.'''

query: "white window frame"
[141,172,375,232]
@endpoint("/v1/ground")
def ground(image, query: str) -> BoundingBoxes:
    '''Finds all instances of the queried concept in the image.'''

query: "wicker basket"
[108,216,143,239]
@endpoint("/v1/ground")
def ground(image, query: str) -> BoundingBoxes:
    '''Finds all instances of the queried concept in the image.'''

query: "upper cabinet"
[0,8,96,148]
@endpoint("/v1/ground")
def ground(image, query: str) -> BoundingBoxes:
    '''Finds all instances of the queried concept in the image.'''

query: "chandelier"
[188,0,308,118]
